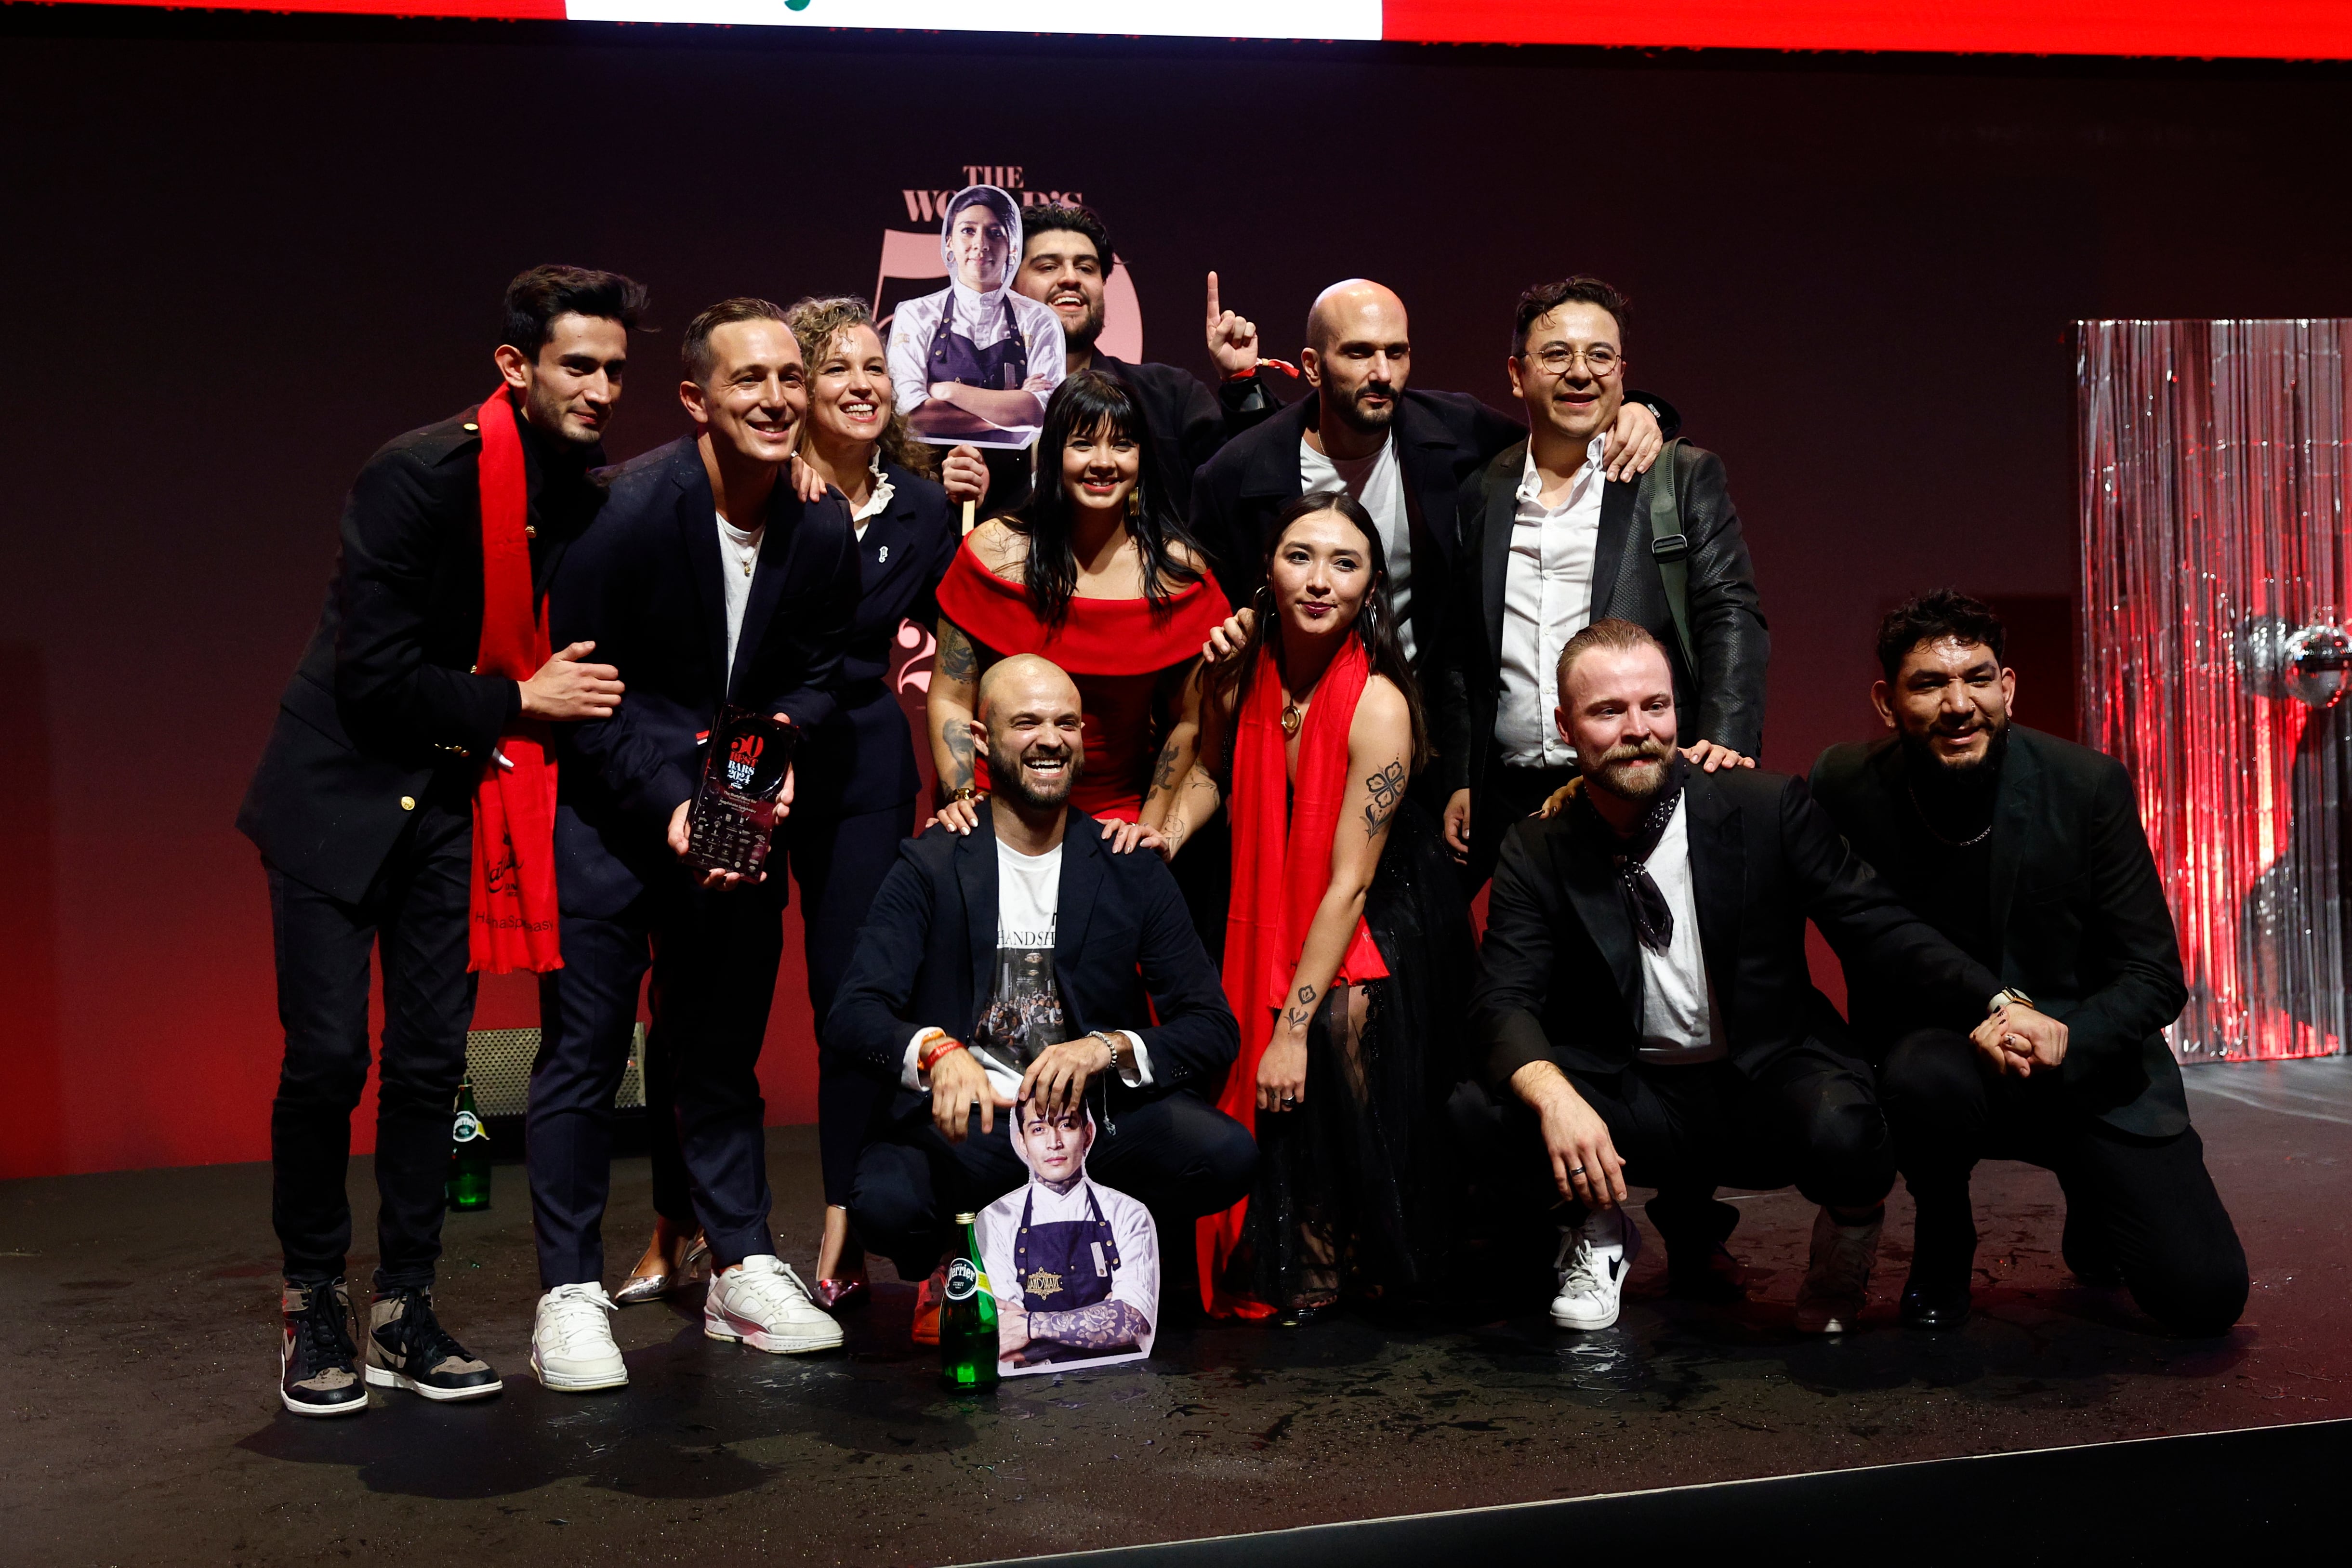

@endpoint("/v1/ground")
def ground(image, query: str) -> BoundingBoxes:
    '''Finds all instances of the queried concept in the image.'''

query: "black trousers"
[1467,1041,1896,1244]
[848,1088,1257,1282]
[529,878,783,1288]
[1468,758,1580,892]
[637,797,914,1231]
[1878,1028,2249,1336]
[265,794,474,1292]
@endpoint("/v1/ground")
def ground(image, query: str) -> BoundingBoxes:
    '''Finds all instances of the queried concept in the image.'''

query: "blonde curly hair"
[784,295,937,479]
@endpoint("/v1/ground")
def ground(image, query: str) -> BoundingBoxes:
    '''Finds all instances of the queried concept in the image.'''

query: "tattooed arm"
[1255,675,1414,1116]
[926,616,988,829]
[1023,1299,1149,1356]
[1139,660,1205,840]
[1150,662,1229,862]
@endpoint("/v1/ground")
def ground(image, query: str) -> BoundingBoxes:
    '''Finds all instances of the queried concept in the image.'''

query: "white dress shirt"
[977,1174,1159,1357]
[1636,796,1728,1065]
[1298,435,1415,663]
[1495,434,1610,767]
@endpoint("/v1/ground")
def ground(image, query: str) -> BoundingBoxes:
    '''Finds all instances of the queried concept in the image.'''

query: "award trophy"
[683,707,796,878]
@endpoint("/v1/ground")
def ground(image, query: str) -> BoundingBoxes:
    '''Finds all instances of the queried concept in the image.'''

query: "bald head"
[1302,280,1411,438]
[975,654,1085,813]
[977,653,1078,720]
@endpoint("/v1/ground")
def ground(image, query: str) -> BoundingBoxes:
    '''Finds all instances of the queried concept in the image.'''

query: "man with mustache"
[1189,278,1674,686]
[1469,619,2061,1333]
[828,655,1252,1342]
[1810,591,2246,1335]
[1013,203,1273,520]
[528,299,862,1389]
[239,264,638,1414]
[1444,277,1770,888]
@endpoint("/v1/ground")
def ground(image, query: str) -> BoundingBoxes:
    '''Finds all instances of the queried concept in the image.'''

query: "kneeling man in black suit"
[1471,619,2054,1333]
[829,656,1255,1340]
[1811,591,2246,1335]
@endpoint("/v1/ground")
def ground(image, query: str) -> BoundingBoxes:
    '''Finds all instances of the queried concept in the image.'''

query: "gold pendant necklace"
[1280,698,1303,738]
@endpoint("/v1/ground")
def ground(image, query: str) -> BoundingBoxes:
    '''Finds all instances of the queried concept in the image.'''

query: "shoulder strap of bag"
[1643,437,1695,673]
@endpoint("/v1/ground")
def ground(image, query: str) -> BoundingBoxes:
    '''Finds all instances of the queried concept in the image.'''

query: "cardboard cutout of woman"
[976,1097,1158,1374]
[887,184,1068,449]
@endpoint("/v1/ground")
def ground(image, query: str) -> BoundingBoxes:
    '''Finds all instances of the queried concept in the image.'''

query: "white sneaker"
[530,1283,628,1391]
[1550,1206,1643,1331]
[704,1255,846,1355]
[1794,1207,1883,1334]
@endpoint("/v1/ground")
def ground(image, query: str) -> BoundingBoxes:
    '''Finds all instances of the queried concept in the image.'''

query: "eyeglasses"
[1523,344,1622,377]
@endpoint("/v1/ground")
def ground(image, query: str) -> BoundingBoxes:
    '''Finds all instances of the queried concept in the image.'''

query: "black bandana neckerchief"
[1567,751,1691,953]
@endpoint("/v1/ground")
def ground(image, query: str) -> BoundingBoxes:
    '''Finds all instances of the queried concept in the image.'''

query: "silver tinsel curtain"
[2078,320,2352,1062]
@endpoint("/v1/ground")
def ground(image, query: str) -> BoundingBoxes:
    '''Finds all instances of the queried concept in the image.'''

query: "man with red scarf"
[238,265,642,1415]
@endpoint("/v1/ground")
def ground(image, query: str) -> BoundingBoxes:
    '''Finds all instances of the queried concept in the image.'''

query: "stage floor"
[6,1059,2349,1567]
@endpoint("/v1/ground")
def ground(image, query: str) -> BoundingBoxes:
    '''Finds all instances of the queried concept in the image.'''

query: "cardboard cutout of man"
[977,1097,1158,1374]
[888,184,1067,448]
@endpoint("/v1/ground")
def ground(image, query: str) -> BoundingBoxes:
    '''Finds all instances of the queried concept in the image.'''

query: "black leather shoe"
[1900,1277,1971,1331]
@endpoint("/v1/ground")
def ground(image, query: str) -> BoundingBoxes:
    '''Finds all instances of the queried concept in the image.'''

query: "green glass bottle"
[446,1077,491,1212]
[938,1212,999,1392]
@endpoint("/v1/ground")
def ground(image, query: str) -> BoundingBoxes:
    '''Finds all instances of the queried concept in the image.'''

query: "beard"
[990,738,1080,811]
[1062,298,1105,350]
[1329,381,1398,435]
[1901,711,2012,779]
[1586,734,1676,803]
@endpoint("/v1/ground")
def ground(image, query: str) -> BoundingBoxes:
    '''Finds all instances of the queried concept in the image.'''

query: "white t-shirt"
[1298,434,1415,663]
[715,514,764,681]
[903,834,1150,1097]
[1636,797,1728,1065]
[1495,435,1609,767]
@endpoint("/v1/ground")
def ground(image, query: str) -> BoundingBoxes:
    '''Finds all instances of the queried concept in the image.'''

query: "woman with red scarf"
[1158,492,1475,1322]
[927,369,1229,836]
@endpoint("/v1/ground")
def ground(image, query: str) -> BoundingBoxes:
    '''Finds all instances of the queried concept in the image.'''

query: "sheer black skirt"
[1226,802,1476,1312]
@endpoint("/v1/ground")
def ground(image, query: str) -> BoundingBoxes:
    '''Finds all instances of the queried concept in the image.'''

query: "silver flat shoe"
[614,1229,711,1305]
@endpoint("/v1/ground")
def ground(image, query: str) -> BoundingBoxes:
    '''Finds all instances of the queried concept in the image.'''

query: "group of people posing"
[243,199,2249,1418]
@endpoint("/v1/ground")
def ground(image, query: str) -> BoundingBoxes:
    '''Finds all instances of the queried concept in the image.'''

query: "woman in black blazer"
[613,297,987,1310]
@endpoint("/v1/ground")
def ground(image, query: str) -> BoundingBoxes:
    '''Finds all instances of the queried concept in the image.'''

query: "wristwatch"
[1987,987,2035,1015]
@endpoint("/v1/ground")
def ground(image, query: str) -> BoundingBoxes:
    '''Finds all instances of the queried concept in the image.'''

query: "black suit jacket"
[797,458,959,820]
[1471,768,2001,1089]
[547,436,861,919]
[1809,727,2191,1137]
[1091,353,1274,523]
[1440,439,1769,791]
[825,804,1239,1118]
[236,395,601,902]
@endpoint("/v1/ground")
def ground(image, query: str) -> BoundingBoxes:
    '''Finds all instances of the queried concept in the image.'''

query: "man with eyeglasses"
[1440,277,1770,891]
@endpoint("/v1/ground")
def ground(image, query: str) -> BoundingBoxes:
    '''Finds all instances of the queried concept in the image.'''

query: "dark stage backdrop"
[3,13,2349,1177]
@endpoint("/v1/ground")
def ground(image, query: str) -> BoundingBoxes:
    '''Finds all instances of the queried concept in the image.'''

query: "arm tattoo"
[1283,983,1318,1029]
[1362,761,1407,838]
[1029,1300,1150,1351]
[1150,738,1182,793]
[944,723,976,790]
[937,619,978,684]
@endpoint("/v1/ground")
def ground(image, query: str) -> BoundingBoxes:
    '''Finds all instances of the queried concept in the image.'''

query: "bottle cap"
[954,1212,977,1225]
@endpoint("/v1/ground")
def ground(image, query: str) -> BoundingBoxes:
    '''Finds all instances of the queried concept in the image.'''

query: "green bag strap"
[1643,437,1695,674]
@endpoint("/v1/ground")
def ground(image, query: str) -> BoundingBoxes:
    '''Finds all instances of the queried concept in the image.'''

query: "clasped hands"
[1974,1001,2068,1078]
[925,1031,1116,1142]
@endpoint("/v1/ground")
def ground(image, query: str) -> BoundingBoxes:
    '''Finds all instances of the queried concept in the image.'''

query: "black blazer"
[547,436,861,919]
[824,804,1239,1118]
[1092,352,1275,523]
[236,396,602,903]
[1809,727,2191,1137]
[1440,439,1769,792]
[1471,767,2001,1089]
[796,458,959,821]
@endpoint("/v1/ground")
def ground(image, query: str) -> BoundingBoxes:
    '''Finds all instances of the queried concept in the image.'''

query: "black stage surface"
[6,1059,2348,1566]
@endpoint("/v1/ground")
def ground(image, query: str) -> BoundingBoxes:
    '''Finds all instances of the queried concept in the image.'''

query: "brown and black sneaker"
[365,1288,503,1402]
[280,1279,367,1417]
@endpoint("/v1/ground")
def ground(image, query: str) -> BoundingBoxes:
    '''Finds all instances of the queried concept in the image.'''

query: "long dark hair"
[1006,369,1203,626]
[1211,491,1431,771]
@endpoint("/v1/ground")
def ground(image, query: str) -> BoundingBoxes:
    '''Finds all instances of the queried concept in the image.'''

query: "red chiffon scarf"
[466,387,562,975]
[1197,635,1387,1313]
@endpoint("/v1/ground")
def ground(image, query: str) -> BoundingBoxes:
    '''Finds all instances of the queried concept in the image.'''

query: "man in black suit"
[238,264,641,1414]
[528,298,862,1391]
[1443,277,1770,888]
[1187,278,1672,686]
[1810,591,2247,1335]
[828,656,1253,1339]
[1468,619,2066,1335]
[1011,203,1275,522]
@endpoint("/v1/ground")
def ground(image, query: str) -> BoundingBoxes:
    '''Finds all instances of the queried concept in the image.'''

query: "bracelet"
[923,1040,967,1074]
[1091,1029,1132,1075]
[915,1028,963,1072]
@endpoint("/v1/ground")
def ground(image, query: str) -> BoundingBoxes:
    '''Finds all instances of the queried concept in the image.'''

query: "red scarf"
[467,388,563,975]
[1197,636,1388,1313]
